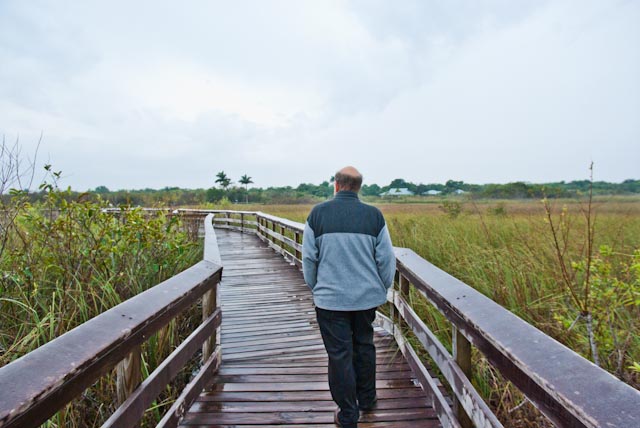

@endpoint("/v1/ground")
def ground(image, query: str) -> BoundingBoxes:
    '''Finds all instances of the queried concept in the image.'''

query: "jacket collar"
[334,191,359,200]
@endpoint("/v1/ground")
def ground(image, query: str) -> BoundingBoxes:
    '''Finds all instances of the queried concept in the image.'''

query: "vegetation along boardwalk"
[0,210,639,428]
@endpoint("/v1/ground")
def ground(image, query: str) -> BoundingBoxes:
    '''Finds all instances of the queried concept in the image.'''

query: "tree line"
[6,165,638,207]
[26,176,638,207]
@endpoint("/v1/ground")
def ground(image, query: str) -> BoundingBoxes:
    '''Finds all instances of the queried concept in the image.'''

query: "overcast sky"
[1,1,638,190]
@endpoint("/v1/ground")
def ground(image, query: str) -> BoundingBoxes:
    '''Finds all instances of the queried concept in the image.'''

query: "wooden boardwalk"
[180,229,443,427]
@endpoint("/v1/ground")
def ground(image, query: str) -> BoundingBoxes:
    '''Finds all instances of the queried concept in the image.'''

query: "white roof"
[380,188,414,196]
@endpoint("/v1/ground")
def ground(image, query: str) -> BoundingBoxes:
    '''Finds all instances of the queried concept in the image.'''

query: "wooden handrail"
[210,209,640,428]
[394,247,640,428]
[0,214,223,428]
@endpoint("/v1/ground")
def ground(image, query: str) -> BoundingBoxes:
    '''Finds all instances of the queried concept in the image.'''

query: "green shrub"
[0,186,201,426]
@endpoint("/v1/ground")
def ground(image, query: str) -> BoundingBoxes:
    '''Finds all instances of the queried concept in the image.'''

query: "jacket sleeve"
[375,224,396,289]
[302,221,318,289]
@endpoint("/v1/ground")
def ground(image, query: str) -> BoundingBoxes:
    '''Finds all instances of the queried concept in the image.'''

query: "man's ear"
[334,181,339,194]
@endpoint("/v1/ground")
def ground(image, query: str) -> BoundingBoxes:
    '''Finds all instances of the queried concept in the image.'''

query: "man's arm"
[302,221,318,289]
[375,223,396,289]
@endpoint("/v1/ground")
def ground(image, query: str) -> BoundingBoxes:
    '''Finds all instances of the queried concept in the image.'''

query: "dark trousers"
[315,307,377,427]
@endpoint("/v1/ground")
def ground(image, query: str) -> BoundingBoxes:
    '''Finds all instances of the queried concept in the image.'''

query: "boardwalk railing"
[0,214,223,428]
[210,209,640,428]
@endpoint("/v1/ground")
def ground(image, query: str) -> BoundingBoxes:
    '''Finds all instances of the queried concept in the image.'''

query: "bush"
[0,185,201,425]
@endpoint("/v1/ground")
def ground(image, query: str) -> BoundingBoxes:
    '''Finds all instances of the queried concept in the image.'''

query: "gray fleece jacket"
[302,191,396,311]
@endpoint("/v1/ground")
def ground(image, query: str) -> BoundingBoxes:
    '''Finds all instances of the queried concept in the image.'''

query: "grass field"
[221,196,640,426]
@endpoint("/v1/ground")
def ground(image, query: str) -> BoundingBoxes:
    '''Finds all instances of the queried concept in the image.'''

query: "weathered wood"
[203,214,222,265]
[103,309,221,428]
[190,396,425,412]
[202,290,217,363]
[197,388,428,402]
[390,290,503,428]
[399,273,410,298]
[255,212,305,233]
[212,217,258,227]
[452,326,473,428]
[270,220,276,244]
[116,347,142,406]
[379,313,460,428]
[254,221,302,252]
[294,231,301,261]
[157,347,222,428]
[254,226,302,267]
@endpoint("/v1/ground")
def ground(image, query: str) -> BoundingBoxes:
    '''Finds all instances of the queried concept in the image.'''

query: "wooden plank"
[180,408,437,425]
[207,379,417,392]
[197,388,429,402]
[180,423,436,428]
[391,290,502,428]
[256,212,305,232]
[157,347,222,428]
[217,363,409,375]
[103,309,222,428]
[213,371,413,383]
[388,316,461,428]
[189,397,428,412]
[203,214,222,264]
[221,334,322,350]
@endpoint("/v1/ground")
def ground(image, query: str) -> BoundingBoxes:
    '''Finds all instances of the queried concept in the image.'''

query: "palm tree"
[239,174,253,203]
[215,171,231,190]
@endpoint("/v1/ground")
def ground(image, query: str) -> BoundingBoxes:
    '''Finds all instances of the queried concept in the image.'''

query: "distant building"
[423,190,442,196]
[454,189,466,194]
[379,188,414,197]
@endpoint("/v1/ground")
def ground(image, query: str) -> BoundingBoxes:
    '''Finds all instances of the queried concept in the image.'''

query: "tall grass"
[0,188,202,426]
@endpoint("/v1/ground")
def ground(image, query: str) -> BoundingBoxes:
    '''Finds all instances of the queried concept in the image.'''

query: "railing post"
[240,213,245,232]
[453,326,473,428]
[202,286,217,363]
[397,273,411,332]
[399,273,410,299]
[270,221,276,244]
[294,231,301,262]
[116,347,141,405]
[280,225,285,248]
[390,271,399,334]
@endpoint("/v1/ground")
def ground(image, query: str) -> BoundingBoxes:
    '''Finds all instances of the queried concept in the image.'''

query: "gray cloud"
[0,0,638,190]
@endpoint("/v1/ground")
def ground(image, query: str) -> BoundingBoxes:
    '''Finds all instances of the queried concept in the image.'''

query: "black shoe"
[359,398,378,411]
[334,408,358,427]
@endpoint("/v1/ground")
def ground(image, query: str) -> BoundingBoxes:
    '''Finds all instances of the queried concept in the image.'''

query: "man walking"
[302,166,396,428]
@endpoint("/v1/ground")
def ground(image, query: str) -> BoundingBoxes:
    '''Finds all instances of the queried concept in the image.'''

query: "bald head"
[334,166,363,193]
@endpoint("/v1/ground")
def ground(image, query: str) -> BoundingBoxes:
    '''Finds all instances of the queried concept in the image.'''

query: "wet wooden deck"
[180,229,443,427]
